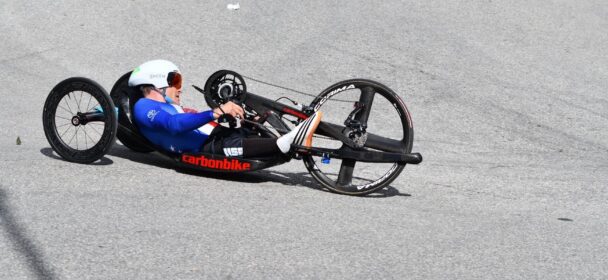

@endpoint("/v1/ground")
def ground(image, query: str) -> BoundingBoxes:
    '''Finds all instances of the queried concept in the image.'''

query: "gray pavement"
[1,0,607,279]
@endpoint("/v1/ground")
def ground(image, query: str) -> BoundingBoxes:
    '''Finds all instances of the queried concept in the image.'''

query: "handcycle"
[42,70,422,195]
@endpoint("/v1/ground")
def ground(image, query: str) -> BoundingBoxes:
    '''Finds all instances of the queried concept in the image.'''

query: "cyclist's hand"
[213,101,244,119]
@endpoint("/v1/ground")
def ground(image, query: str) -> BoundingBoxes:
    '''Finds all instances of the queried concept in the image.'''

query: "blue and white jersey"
[133,98,216,153]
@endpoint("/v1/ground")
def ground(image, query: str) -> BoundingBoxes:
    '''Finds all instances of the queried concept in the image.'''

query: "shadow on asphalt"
[41,145,410,198]
[0,188,57,280]
[40,147,113,165]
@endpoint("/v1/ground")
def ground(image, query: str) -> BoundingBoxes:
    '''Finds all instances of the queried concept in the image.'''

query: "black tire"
[42,77,117,163]
[109,72,154,153]
[303,79,414,195]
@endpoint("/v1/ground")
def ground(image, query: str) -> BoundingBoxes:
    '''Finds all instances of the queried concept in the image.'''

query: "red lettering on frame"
[181,154,252,171]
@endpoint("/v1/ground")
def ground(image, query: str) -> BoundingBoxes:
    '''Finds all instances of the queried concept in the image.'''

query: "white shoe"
[276,111,323,153]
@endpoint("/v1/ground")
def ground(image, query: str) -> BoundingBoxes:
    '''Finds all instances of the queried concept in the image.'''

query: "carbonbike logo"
[313,84,355,111]
[356,164,398,190]
[181,154,251,171]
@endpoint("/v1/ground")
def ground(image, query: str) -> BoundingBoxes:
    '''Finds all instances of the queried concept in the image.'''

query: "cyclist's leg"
[202,127,280,157]
[242,137,281,157]
[202,110,322,156]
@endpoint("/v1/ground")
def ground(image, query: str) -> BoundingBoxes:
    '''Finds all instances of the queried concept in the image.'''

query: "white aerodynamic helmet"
[128,59,182,89]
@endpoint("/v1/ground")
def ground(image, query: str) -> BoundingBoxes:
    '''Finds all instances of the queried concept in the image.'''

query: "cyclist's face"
[165,86,182,105]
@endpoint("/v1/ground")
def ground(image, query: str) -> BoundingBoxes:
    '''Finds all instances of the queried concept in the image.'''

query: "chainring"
[203,70,247,108]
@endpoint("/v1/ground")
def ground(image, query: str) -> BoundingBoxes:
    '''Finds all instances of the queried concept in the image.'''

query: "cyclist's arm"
[136,105,215,135]
[152,110,215,135]
[182,107,198,113]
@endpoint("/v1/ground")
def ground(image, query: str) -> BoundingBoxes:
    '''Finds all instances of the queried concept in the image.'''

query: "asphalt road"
[1,1,607,279]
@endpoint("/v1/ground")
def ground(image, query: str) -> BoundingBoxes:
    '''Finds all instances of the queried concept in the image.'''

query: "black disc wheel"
[203,70,247,108]
[109,72,154,153]
[303,79,414,195]
[42,77,117,163]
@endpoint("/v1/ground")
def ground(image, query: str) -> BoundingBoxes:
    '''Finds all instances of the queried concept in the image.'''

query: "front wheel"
[42,77,117,163]
[303,79,414,195]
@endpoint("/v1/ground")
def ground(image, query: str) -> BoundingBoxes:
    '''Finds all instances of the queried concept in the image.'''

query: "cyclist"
[128,59,322,157]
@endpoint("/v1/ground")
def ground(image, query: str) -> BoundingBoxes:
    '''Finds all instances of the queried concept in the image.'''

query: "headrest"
[128,86,144,125]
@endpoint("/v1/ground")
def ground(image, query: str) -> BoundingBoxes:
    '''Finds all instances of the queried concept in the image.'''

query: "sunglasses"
[167,71,182,89]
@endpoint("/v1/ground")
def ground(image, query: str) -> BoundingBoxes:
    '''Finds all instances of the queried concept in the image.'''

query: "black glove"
[217,114,237,129]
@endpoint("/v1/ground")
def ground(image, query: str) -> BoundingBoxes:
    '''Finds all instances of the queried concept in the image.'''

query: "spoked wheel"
[109,72,154,153]
[42,77,117,163]
[303,79,414,195]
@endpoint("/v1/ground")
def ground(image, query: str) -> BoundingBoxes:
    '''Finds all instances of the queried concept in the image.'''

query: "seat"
[109,72,156,153]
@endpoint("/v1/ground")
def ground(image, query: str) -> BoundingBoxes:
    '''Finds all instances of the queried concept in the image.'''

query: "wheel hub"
[71,115,80,126]
[348,129,368,147]
[344,124,367,148]
[344,102,368,148]
[218,83,234,100]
